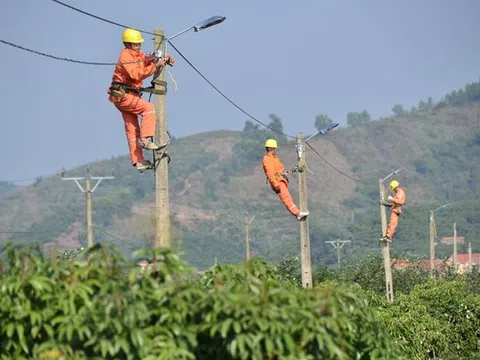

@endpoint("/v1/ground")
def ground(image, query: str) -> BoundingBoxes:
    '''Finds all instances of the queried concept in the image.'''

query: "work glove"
[274,186,281,194]
[387,195,393,201]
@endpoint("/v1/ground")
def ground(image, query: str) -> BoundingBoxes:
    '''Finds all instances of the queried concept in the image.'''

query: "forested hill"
[1,80,479,269]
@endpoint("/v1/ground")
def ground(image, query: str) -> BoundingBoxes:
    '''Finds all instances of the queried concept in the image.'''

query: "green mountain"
[1,81,479,269]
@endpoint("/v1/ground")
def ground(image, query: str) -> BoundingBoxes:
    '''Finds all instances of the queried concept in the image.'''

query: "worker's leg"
[120,111,144,166]
[114,93,156,138]
[386,211,399,239]
[277,181,300,216]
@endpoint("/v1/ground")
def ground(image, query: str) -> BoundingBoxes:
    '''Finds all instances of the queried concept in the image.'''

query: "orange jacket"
[389,187,406,213]
[263,152,286,190]
[111,48,157,89]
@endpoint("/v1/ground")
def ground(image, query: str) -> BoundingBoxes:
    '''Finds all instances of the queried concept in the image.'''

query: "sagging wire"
[0,39,149,66]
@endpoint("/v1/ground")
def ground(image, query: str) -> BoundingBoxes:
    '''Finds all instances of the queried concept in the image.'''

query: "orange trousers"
[276,181,300,216]
[386,210,400,239]
[112,93,156,165]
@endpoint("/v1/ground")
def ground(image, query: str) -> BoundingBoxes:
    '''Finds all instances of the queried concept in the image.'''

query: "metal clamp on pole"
[295,140,305,161]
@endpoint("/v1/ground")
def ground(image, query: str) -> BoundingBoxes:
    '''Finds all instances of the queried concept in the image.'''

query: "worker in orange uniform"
[262,139,309,221]
[108,28,175,172]
[381,180,406,242]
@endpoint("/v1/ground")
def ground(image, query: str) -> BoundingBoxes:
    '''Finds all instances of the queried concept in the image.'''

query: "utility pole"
[468,242,472,273]
[62,167,114,248]
[325,239,351,268]
[296,133,312,289]
[244,214,250,265]
[153,28,171,249]
[429,210,435,279]
[379,179,394,302]
[453,222,457,271]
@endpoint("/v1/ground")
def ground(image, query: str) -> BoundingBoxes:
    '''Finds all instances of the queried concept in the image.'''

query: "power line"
[93,226,130,243]
[52,0,147,33]
[0,39,149,66]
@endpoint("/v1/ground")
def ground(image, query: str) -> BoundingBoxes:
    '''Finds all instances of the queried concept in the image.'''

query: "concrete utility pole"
[429,203,451,278]
[153,28,171,249]
[453,222,457,270]
[243,213,255,266]
[244,214,250,265]
[325,239,351,268]
[379,179,394,302]
[429,210,435,279]
[468,242,472,273]
[296,133,312,289]
[61,167,114,248]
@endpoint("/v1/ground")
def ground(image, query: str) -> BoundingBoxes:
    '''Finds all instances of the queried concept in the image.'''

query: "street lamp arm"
[382,168,405,182]
[167,16,226,42]
[167,26,195,42]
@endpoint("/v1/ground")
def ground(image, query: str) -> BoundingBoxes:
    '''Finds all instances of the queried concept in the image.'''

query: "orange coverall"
[262,152,300,216]
[386,187,406,239]
[108,48,158,165]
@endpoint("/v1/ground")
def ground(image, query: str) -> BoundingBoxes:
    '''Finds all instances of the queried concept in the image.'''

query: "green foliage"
[346,110,371,127]
[0,244,400,359]
[436,80,480,108]
[392,104,405,116]
[314,113,333,132]
[376,280,480,359]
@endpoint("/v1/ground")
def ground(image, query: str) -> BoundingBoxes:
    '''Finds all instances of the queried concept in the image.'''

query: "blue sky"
[1,0,479,182]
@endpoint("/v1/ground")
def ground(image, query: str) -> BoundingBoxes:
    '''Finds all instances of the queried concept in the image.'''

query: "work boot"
[296,211,309,221]
[135,160,154,172]
[137,138,160,150]
[379,235,391,243]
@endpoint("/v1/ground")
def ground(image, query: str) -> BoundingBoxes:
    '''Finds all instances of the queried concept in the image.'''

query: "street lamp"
[167,16,226,42]
[305,123,339,141]
[429,202,452,277]
[382,168,404,182]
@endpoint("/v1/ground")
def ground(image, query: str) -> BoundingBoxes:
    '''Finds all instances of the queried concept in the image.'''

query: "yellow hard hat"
[122,28,144,43]
[265,139,278,149]
[389,180,399,191]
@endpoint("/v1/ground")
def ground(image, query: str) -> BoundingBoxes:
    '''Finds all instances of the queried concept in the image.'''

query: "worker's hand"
[387,195,393,201]
[155,54,175,69]
[274,186,281,194]
[165,53,175,65]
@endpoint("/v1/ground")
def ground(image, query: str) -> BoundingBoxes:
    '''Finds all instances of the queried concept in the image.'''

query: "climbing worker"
[262,139,309,221]
[381,180,406,242]
[108,28,175,172]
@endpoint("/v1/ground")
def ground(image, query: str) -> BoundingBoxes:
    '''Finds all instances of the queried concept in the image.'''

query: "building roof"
[440,236,465,244]
[446,253,480,265]
[392,258,445,270]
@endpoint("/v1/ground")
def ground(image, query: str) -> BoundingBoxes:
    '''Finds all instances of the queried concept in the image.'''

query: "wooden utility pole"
[325,239,351,268]
[62,167,114,248]
[468,242,472,273]
[429,210,435,278]
[379,179,394,302]
[244,214,250,265]
[296,133,312,289]
[453,222,457,271]
[153,28,171,249]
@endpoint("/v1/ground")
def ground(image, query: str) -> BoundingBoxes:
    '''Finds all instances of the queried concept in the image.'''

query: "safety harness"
[109,81,167,98]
